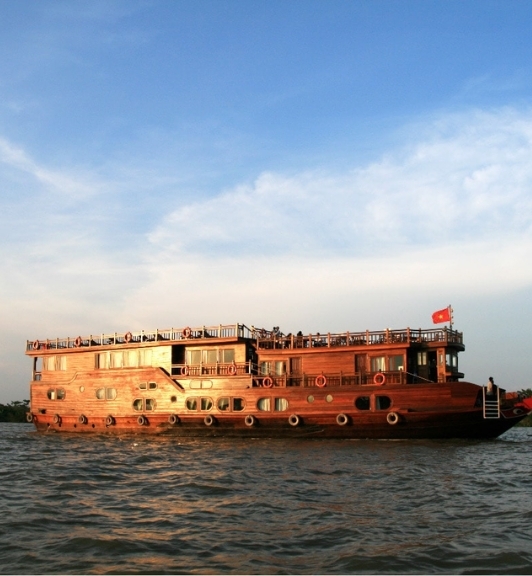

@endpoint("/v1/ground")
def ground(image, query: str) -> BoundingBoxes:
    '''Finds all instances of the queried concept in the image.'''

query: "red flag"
[432,306,451,324]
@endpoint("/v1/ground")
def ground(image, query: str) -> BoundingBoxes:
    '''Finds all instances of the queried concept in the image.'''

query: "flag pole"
[449,305,453,330]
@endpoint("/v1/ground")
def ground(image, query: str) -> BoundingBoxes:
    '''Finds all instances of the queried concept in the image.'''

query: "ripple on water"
[1,424,532,574]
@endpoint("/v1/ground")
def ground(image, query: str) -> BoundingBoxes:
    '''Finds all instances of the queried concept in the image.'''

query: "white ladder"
[483,387,500,419]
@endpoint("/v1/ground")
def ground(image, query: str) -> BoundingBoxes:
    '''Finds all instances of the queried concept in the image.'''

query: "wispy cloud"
[3,106,532,400]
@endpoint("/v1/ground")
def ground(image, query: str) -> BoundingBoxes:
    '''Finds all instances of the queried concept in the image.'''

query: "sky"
[1,0,532,402]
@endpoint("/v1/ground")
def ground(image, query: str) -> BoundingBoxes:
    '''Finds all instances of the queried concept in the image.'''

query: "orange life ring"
[32,340,40,351]
[183,327,192,339]
[181,365,189,376]
[228,364,237,376]
[373,373,386,385]
[263,376,273,388]
[315,374,327,388]
[74,336,82,348]
[105,415,115,426]
[125,331,132,343]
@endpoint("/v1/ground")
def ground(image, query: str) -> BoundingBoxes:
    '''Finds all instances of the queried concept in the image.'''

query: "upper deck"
[26,324,464,354]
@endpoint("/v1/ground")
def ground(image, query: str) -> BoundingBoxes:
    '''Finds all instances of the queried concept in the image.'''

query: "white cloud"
[3,106,532,401]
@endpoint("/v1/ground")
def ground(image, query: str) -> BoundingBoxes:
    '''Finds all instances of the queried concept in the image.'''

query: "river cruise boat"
[25,322,532,439]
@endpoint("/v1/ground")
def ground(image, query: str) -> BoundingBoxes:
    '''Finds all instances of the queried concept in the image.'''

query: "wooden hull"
[28,380,528,440]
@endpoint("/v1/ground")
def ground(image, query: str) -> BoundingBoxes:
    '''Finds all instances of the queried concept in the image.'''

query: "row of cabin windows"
[186,349,235,365]
[45,388,393,412]
[260,356,406,375]
[37,351,457,374]
[96,350,153,369]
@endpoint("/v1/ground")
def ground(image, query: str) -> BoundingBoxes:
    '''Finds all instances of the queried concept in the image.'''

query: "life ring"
[373,373,386,385]
[124,331,133,343]
[315,374,327,388]
[105,415,115,426]
[387,412,400,425]
[32,340,40,351]
[137,415,146,426]
[204,415,215,427]
[245,414,256,427]
[336,413,349,426]
[228,363,237,376]
[26,412,34,423]
[288,414,300,427]
[183,327,192,339]
[74,336,82,348]
[181,365,189,376]
[53,414,61,425]
[168,414,180,425]
[263,376,273,388]
[78,414,87,425]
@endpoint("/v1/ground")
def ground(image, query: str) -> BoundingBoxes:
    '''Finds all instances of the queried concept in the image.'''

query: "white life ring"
[387,411,400,425]
[288,414,300,427]
[336,413,349,426]
[245,414,256,427]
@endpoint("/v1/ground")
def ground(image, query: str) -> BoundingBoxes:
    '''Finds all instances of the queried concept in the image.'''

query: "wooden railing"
[256,327,463,350]
[26,323,257,351]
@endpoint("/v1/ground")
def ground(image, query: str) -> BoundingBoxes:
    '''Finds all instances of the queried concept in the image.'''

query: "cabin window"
[325,394,333,403]
[260,362,271,375]
[233,398,245,411]
[417,352,427,366]
[274,398,288,411]
[201,398,213,411]
[274,361,285,376]
[371,357,385,372]
[190,380,213,389]
[170,395,177,403]
[221,349,235,363]
[204,350,217,364]
[139,382,147,390]
[47,388,65,400]
[257,398,271,411]
[446,352,458,368]
[44,356,67,371]
[132,398,155,411]
[97,349,152,369]
[188,350,201,365]
[355,396,371,410]
[186,398,198,411]
[389,355,404,371]
[218,397,230,411]
[307,395,315,403]
[96,387,117,400]
[148,382,157,390]
[145,399,156,411]
[375,396,391,410]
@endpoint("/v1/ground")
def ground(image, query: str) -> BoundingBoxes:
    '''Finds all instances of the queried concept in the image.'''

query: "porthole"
[325,394,333,403]
[79,386,85,393]
[170,395,177,403]
[355,396,371,410]
[307,395,315,403]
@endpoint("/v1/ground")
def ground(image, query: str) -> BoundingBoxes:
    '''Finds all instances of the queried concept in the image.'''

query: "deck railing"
[27,323,256,351]
[256,327,463,350]
[27,325,463,353]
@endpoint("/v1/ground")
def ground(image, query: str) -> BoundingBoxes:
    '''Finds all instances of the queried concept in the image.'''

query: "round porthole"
[307,395,315,403]
[325,394,333,403]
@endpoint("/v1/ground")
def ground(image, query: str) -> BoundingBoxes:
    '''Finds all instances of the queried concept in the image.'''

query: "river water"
[1,423,532,575]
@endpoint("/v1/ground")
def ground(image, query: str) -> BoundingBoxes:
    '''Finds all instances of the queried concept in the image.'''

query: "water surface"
[1,423,531,574]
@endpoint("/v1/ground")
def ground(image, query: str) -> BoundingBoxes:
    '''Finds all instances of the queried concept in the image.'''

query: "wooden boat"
[25,323,532,439]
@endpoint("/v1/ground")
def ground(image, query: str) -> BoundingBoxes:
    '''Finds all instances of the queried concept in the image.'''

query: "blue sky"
[2,0,532,402]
